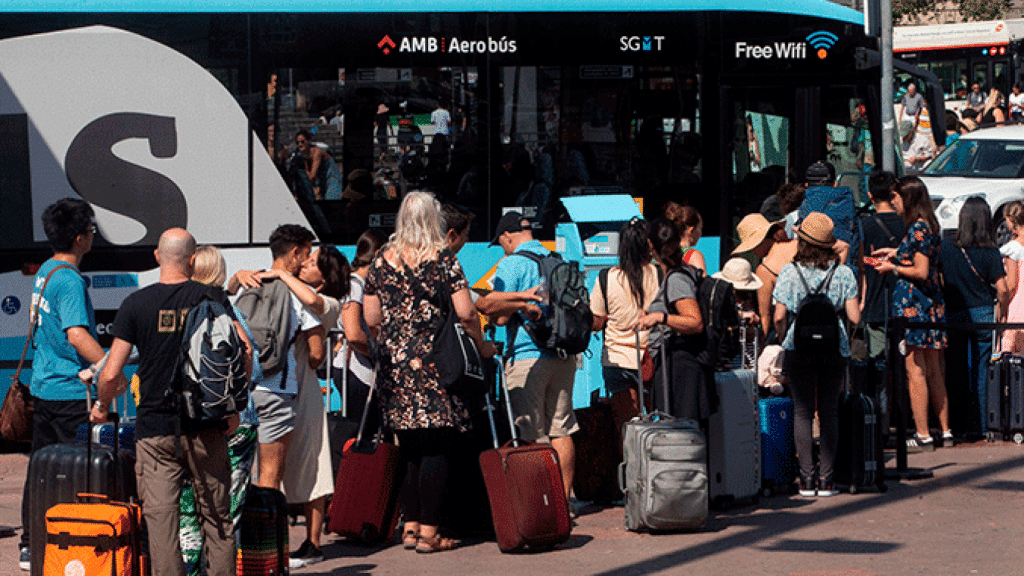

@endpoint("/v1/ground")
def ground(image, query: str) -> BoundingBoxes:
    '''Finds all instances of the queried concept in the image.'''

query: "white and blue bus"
[0,0,930,417]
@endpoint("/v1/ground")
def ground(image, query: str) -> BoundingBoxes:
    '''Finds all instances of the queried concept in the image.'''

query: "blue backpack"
[799,185,862,267]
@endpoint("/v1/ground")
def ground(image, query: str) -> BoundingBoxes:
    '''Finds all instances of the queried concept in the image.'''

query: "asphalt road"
[1,442,1022,576]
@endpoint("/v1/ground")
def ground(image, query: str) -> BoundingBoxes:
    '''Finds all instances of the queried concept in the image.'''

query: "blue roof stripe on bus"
[2,0,861,23]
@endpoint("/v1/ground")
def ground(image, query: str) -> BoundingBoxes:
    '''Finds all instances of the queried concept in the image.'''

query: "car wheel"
[995,207,1012,247]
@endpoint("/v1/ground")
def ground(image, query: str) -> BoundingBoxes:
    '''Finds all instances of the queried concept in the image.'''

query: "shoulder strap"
[793,265,812,295]
[960,245,990,290]
[13,264,75,383]
[510,250,544,265]
[872,214,897,244]
[598,267,610,306]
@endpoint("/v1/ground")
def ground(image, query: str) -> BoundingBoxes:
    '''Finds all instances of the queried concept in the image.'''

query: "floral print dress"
[365,248,471,432]
[891,220,947,349]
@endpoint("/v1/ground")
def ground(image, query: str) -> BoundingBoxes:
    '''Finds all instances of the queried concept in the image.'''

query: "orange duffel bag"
[44,493,143,576]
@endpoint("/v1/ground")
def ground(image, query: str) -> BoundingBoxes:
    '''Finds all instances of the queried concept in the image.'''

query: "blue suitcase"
[758,397,796,495]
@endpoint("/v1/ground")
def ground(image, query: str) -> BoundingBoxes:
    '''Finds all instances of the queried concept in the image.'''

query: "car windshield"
[924,139,1024,178]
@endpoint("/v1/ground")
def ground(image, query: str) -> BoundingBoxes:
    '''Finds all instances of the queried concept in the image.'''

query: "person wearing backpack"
[476,211,581,505]
[635,219,707,422]
[94,228,253,576]
[772,213,860,497]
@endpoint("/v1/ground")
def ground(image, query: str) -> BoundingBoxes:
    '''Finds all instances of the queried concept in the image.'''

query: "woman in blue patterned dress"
[871,176,951,452]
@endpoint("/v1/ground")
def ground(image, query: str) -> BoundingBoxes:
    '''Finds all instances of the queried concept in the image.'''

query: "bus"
[895,19,1024,110]
[0,0,922,411]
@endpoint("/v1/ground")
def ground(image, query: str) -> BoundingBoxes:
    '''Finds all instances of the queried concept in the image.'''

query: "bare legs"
[906,347,950,439]
[551,435,575,501]
[256,432,291,489]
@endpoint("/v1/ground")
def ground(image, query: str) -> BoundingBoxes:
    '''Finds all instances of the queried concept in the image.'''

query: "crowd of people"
[18,162,1013,573]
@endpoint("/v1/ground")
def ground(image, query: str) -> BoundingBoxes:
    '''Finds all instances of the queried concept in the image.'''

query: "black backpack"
[674,264,739,369]
[791,265,842,357]
[511,251,593,356]
[176,298,249,422]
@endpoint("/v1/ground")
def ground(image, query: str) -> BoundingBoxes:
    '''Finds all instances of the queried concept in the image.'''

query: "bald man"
[95,228,251,576]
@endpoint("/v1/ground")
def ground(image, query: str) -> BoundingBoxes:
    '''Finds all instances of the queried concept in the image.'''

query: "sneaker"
[799,477,817,497]
[907,434,935,453]
[19,547,29,572]
[941,431,955,448]
[817,480,839,497]
[288,540,323,569]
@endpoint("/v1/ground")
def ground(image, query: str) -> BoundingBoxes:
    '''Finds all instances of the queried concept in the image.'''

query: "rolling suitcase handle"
[635,332,647,417]
[487,343,527,449]
[353,364,382,449]
[484,342,505,450]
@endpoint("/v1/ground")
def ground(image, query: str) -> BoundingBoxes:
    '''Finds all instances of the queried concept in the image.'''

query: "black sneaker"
[907,434,935,453]
[289,540,323,569]
[799,477,817,497]
[19,547,29,572]
[817,479,839,497]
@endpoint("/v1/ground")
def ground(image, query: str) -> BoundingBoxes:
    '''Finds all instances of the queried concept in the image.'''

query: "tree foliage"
[893,0,1012,23]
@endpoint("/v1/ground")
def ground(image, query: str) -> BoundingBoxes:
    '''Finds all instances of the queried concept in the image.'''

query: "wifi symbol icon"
[806,30,839,59]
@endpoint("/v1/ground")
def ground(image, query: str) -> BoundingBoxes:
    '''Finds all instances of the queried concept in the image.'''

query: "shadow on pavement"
[588,454,1024,575]
[301,563,376,575]
[974,479,1024,491]
[758,537,901,554]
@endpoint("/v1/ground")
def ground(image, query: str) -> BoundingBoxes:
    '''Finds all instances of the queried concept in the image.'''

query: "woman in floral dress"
[363,191,494,553]
[872,176,951,452]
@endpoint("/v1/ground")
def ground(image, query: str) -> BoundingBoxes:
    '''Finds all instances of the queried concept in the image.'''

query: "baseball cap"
[806,161,835,185]
[490,211,527,246]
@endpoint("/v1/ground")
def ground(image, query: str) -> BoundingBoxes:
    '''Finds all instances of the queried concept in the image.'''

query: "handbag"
[403,257,486,395]
[1,264,74,442]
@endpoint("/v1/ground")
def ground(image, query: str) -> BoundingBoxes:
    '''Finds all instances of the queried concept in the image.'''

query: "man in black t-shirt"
[94,228,251,576]
[857,172,906,404]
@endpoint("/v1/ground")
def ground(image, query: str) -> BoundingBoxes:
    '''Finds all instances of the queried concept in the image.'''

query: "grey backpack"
[234,279,293,385]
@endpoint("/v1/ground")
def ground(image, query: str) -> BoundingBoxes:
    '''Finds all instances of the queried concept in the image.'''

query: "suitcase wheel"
[848,484,859,495]
[761,486,773,498]
[1014,432,1024,445]
[877,481,889,494]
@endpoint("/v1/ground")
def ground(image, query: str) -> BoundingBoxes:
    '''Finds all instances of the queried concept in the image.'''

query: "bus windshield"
[924,138,1024,178]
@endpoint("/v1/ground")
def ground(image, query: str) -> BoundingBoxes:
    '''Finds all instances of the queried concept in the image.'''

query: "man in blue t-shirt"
[477,212,579,507]
[18,198,127,571]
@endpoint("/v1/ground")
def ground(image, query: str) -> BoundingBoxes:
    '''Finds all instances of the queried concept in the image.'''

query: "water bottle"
[535,276,550,316]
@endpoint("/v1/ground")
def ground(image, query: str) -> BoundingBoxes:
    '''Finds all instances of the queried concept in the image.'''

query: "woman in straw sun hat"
[772,212,860,498]
[733,213,797,338]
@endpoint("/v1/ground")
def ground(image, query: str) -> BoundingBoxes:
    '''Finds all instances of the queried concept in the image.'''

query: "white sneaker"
[19,547,30,572]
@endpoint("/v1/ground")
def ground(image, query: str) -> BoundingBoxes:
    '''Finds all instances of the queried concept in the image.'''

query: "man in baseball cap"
[489,211,530,247]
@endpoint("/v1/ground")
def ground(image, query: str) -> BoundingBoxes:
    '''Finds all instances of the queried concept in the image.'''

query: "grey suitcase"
[708,368,761,508]
[619,336,708,532]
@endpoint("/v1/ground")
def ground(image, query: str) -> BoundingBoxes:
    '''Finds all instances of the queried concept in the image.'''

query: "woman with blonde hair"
[1000,201,1024,352]
[363,191,494,553]
[182,245,259,576]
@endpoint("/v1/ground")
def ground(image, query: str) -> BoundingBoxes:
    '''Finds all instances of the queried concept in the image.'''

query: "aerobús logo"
[377,35,517,54]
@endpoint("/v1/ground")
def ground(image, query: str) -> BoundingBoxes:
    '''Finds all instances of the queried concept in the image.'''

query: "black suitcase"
[572,402,622,504]
[834,391,887,493]
[987,353,1024,444]
[27,438,136,576]
[237,486,289,576]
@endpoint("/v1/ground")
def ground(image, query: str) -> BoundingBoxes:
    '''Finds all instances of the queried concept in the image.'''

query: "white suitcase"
[708,368,761,509]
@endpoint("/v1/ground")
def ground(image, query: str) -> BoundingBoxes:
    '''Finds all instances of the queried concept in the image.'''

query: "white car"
[921,125,1024,244]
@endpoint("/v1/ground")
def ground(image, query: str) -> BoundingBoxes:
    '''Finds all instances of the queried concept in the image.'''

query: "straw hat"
[712,257,763,291]
[796,212,836,248]
[733,213,780,254]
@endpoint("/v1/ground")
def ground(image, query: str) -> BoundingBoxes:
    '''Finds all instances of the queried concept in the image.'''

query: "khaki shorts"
[505,356,579,442]
[252,388,297,444]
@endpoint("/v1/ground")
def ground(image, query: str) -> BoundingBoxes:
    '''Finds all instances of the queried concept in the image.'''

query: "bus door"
[722,85,796,243]
[974,58,1011,97]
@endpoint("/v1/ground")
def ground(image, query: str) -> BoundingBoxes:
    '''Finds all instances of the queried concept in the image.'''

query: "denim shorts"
[602,365,641,395]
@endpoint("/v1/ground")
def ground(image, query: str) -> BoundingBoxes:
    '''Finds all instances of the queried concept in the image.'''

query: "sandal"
[415,534,459,554]
[402,530,420,550]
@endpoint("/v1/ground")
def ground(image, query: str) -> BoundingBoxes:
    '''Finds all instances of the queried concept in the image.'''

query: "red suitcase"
[479,354,572,552]
[326,381,401,543]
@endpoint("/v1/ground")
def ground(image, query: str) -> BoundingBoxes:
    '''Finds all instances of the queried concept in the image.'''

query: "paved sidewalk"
[2,442,1022,575]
